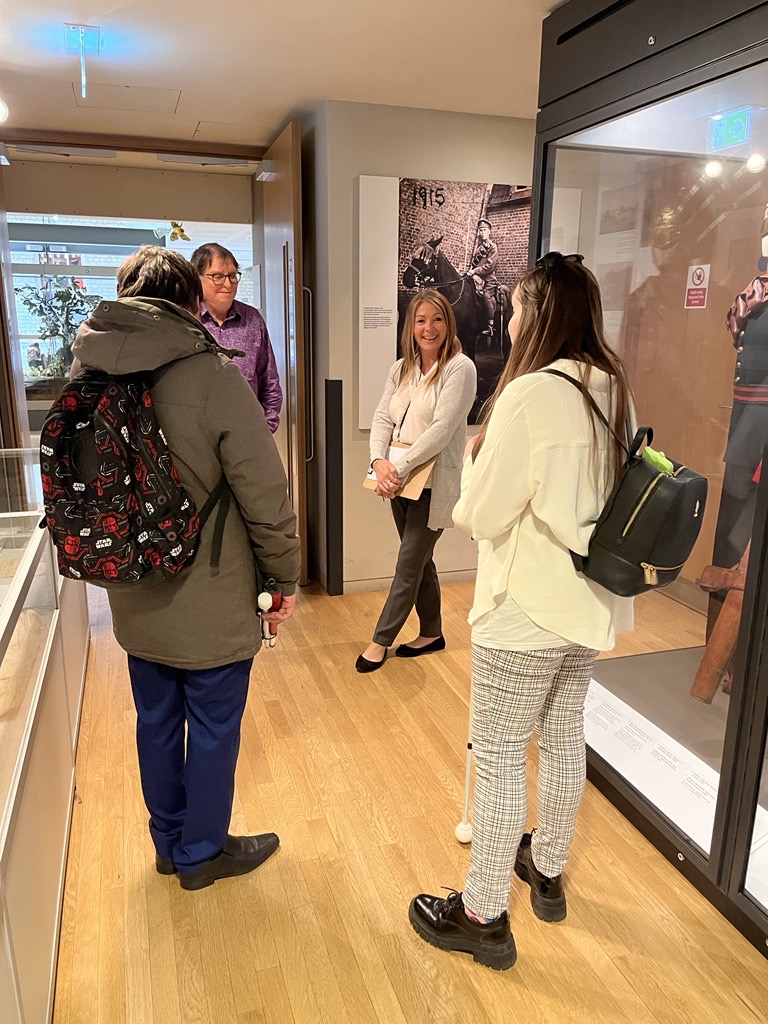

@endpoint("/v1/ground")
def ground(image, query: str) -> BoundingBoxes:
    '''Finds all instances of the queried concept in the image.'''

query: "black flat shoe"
[156,854,176,875]
[395,636,446,658]
[514,831,566,922]
[408,890,517,970]
[355,650,387,673]
[179,832,280,891]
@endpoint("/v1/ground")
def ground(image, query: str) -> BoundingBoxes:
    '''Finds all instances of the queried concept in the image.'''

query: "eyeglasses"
[204,272,242,285]
[535,251,585,278]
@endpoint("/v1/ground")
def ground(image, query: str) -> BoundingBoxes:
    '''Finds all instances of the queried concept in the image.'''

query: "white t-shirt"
[389,364,438,485]
[471,596,571,651]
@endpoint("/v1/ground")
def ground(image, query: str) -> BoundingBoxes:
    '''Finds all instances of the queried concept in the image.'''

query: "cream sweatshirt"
[453,358,634,651]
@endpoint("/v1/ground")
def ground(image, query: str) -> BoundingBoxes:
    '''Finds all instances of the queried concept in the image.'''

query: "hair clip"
[535,251,585,278]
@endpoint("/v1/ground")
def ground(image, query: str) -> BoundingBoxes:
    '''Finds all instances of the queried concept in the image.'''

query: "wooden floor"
[52,584,766,1024]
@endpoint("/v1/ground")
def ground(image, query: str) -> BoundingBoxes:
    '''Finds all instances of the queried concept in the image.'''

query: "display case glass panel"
[543,61,768,860]
[0,449,51,840]
[744,742,768,913]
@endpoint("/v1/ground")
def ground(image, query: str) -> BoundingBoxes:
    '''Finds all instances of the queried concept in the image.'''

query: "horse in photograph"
[402,238,512,362]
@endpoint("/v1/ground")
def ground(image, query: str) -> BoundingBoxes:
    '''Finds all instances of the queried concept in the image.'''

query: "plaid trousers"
[463,642,598,920]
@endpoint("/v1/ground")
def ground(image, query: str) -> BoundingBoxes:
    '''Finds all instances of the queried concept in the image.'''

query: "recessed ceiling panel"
[73,83,181,112]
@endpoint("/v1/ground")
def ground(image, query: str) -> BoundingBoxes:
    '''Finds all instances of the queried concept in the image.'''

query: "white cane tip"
[454,822,473,844]
[257,592,273,611]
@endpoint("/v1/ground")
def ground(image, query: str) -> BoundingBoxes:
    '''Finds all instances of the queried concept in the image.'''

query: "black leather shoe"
[514,832,566,921]
[408,890,517,970]
[179,833,280,891]
[355,650,387,673]
[156,853,176,875]
[395,635,446,658]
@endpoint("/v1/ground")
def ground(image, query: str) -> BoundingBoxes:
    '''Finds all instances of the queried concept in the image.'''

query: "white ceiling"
[0,1,557,158]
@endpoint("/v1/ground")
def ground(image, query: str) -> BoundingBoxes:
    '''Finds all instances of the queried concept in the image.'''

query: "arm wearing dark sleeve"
[206,363,299,594]
[472,242,499,280]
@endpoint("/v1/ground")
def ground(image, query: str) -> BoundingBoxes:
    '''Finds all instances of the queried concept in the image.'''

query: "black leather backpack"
[544,369,708,597]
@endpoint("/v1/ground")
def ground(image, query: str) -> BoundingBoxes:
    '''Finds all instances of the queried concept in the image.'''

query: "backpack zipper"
[641,561,686,586]
[622,464,687,539]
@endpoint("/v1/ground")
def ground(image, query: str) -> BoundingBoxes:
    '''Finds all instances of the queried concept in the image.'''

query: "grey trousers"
[372,491,443,647]
[463,642,598,919]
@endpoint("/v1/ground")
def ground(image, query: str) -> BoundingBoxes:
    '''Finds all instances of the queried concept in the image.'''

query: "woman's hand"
[373,458,400,499]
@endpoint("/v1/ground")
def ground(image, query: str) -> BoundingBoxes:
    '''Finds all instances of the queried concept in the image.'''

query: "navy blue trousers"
[127,655,253,873]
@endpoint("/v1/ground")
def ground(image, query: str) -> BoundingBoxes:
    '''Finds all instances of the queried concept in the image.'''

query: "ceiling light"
[0,98,8,124]
[15,144,116,159]
[64,24,100,99]
[704,160,723,178]
[746,153,766,173]
[156,153,253,167]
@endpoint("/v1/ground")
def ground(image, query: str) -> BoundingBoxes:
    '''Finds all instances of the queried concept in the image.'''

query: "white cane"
[455,684,473,844]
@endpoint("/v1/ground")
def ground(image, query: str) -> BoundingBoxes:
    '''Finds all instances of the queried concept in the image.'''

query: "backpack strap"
[197,475,230,570]
[542,368,634,455]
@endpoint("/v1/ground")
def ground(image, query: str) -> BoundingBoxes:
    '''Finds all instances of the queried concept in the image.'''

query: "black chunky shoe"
[408,890,517,970]
[395,636,446,658]
[179,833,280,891]
[155,853,176,875]
[514,832,566,922]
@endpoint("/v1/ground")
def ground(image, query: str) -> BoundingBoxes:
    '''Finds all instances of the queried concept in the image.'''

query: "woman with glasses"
[408,253,635,970]
[190,243,283,433]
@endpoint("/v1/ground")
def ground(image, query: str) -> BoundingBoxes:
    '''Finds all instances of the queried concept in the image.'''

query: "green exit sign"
[708,107,752,152]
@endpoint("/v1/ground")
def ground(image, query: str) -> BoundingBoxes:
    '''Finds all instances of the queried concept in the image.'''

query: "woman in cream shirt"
[408,253,634,970]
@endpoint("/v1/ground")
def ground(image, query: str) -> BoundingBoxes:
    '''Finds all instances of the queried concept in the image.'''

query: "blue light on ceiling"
[64,24,101,98]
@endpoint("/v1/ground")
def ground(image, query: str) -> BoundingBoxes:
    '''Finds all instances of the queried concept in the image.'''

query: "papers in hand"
[365,444,411,487]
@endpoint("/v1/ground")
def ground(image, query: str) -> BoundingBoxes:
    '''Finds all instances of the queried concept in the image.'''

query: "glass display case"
[0,450,90,1024]
[535,1,768,955]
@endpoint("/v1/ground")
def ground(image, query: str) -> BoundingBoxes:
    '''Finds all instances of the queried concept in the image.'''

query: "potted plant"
[16,278,101,396]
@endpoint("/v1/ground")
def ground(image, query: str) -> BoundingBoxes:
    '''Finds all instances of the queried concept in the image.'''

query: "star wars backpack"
[40,369,229,588]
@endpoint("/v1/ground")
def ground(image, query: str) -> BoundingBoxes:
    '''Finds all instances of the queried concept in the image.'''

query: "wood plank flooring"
[52,585,766,1024]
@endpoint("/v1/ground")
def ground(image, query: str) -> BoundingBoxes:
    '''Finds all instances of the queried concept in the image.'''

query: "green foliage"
[15,277,101,350]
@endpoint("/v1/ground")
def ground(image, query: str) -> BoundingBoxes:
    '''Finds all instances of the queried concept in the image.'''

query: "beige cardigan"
[369,353,477,530]
[453,358,633,651]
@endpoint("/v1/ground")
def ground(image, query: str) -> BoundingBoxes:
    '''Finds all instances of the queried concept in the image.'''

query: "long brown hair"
[398,289,462,387]
[473,257,633,483]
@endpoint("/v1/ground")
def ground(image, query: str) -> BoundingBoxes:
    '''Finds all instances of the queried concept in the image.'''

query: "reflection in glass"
[745,744,768,912]
[0,535,56,829]
[545,63,768,858]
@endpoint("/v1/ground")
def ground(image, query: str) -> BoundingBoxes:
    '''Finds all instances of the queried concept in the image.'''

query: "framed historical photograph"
[398,178,531,422]
[599,185,639,235]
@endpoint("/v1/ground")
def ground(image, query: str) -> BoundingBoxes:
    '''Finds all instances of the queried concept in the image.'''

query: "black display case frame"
[531,0,768,956]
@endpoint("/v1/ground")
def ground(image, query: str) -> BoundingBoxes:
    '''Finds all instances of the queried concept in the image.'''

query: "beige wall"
[2,161,253,223]
[304,100,535,591]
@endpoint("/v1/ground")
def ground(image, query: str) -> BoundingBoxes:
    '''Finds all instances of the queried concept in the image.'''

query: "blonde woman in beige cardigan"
[356,289,476,673]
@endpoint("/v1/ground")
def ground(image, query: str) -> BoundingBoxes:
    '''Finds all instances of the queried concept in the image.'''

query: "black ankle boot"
[514,832,566,922]
[408,890,517,970]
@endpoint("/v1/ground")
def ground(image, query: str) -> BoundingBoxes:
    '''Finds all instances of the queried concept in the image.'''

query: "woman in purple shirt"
[191,243,283,433]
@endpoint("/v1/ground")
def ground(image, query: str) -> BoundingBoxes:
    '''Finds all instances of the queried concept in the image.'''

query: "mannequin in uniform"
[712,203,768,576]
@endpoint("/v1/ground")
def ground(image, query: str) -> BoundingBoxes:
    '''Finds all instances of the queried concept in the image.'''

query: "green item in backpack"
[642,447,674,475]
